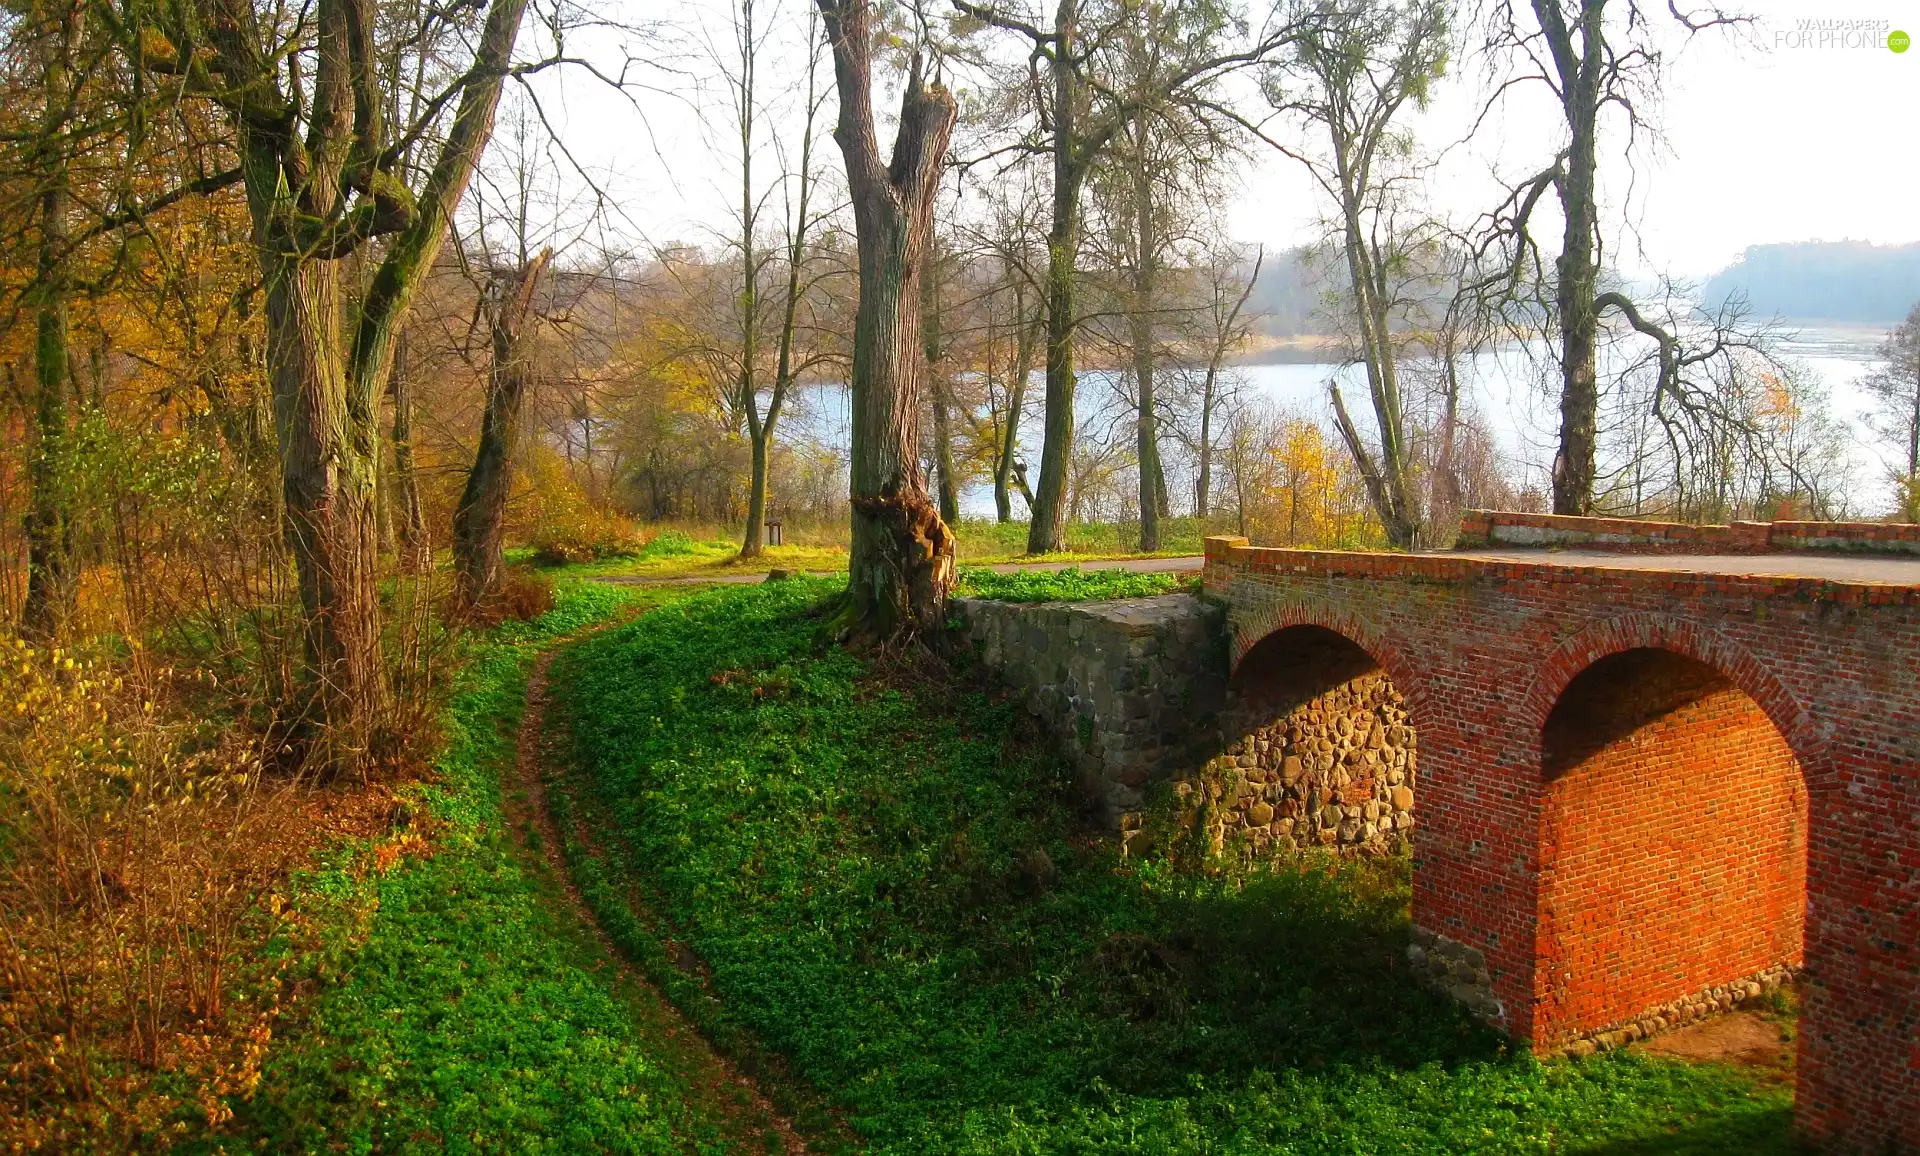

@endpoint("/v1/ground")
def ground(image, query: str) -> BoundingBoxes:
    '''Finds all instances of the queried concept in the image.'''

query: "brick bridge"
[1201,513,1920,1153]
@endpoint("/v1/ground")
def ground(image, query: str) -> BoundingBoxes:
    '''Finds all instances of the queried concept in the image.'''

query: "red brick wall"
[1454,509,1920,554]
[1536,648,1807,1041]
[1202,535,1920,1153]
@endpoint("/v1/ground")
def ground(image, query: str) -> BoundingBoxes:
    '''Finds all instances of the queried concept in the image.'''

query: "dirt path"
[511,643,814,1155]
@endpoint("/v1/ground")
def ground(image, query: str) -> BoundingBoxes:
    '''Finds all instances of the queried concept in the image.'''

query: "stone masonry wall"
[1185,652,1416,859]
[954,594,1225,826]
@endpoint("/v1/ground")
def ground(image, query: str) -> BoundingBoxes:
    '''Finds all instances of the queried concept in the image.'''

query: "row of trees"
[6,0,1918,745]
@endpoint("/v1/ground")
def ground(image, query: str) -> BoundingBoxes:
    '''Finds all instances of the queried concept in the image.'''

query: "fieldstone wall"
[954,594,1226,826]
[1184,666,1418,858]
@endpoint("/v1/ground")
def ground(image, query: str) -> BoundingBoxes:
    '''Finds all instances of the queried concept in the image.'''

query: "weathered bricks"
[1455,509,1920,555]
[1203,532,1920,1154]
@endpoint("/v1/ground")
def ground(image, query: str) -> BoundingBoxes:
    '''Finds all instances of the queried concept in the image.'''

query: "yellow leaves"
[1240,414,1376,548]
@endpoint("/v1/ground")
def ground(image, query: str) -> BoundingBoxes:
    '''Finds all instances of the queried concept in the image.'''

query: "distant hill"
[1244,245,1328,337]
[1700,241,1920,325]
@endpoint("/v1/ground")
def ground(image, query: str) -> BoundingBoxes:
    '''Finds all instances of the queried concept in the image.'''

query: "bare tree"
[1479,0,1743,514]
[1863,303,1920,521]
[959,171,1048,522]
[954,0,1311,553]
[816,0,959,640]
[710,0,836,558]
[923,235,963,523]
[1270,0,1449,549]
[1185,241,1262,519]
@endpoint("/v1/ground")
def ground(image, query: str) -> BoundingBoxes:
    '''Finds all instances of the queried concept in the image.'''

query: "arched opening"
[1219,626,1416,854]
[1537,647,1807,1041]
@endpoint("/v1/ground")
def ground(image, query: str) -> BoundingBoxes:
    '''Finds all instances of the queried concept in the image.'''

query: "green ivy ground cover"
[234,582,737,1154]
[955,566,1193,603]
[548,580,1796,1155]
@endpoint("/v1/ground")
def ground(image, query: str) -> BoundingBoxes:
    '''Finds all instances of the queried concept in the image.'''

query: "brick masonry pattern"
[1202,532,1920,1154]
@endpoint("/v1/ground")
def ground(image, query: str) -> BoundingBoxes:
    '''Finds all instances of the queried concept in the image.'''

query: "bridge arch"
[1223,605,1432,856]
[1227,601,1433,730]
[1517,613,1823,775]
[1527,617,1814,1045]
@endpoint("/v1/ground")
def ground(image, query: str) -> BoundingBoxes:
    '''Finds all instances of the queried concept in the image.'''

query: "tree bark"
[924,262,961,524]
[1130,144,1163,552]
[1195,367,1215,519]
[389,330,427,565]
[453,250,550,603]
[932,378,960,524]
[1026,0,1083,554]
[21,9,79,640]
[818,0,957,642]
[1537,0,1603,515]
[993,297,1038,523]
[263,249,390,763]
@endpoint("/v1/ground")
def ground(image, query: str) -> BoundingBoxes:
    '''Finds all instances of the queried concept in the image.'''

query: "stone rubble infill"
[1542,965,1800,1059]
[1178,669,1416,858]
[1408,926,1504,1027]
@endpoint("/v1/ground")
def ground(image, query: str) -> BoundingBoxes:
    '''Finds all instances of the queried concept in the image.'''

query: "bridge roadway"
[1451,546,1920,585]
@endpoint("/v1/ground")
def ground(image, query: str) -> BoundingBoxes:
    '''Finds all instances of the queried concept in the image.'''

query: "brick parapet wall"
[1204,535,1920,1153]
[1454,509,1920,555]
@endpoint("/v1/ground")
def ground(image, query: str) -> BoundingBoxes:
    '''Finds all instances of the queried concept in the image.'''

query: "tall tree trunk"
[1027,0,1082,555]
[1551,115,1599,515]
[924,263,960,524]
[993,302,1037,523]
[1540,0,1602,515]
[1332,161,1418,548]
[389,330,427,564]
[1131,150,1162,552]
[1195,370,1215,520]
[743,432,772,554]
[452,250,550,602]
[21,11,78,640]
[932,379,960,524]
[1906,360,1918,481]
[818,0,957,641]
[264,251,389,765]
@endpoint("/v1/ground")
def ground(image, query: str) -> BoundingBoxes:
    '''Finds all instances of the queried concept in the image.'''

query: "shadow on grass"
[1037,861,1508,1097]
[1564,1106,1802,1155]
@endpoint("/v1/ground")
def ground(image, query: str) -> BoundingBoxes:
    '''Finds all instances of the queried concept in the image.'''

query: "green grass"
[235,581,737,1153]
[548,581,1796,1155]
[517,518,1223,583]
[953,516,1217,562]
[956,566,1194,603]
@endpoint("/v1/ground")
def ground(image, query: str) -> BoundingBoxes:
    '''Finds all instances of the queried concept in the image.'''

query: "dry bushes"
[530,505,643,565]
[0,635,390,1149]
[455,568,556,629]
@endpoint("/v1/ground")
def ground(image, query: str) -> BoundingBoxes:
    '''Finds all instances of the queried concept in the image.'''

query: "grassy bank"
[522,517,1240,584]
[955,566,1192,602]
[549,581,1795,1155]
[234,582,763,1152]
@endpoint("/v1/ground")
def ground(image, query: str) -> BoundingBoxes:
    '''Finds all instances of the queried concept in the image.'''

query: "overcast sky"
[527,0,1919,281]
